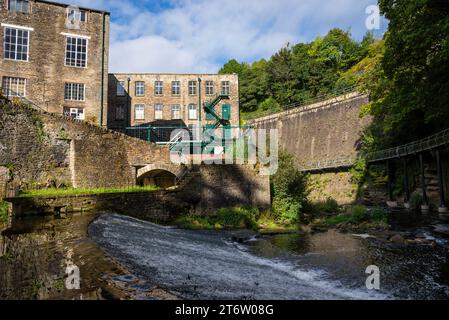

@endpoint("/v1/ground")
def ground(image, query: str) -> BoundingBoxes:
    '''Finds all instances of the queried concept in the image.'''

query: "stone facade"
[107,73,240,131]
[1,99,270,214]
[0,0,110,125]
[8,164,271,221]
[0,98,170,190]
[248,92,371,165]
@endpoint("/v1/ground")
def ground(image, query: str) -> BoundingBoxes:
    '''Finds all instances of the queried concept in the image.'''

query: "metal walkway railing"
[364,128,449,163]
[299,127,449,172]
[299,157,355,172]
[245,85,358,120]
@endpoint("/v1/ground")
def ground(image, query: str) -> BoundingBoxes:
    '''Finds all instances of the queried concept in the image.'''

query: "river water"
[89,213,449,300]
[1,212,449,300]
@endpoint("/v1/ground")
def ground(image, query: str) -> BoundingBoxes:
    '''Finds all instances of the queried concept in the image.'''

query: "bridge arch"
[136,163,185,188]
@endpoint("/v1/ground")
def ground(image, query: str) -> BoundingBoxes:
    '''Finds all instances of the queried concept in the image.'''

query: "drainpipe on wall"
[99,13,106,127]
[198,77,202,134]
[126,78,131,128]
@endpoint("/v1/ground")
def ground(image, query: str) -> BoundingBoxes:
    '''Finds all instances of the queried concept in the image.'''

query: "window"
[135,81,145,96]
[116,81,125,96]
[63,107,85,120]
[154,81,163,95]
[188,104,197,120]
[188,81,197,95]
[2,77,26,96]
[4,27,29,61]
[115,105,125,121]
[155,104,163,120]
[135,104,145,120]
[64,83,85,101]
[171,105,181,119]
[221,81,230,95]
[205,81,214,95]
[65,36,87,67]
[8,0,29,13]
[171,81,180,95]
[67,8,87,22]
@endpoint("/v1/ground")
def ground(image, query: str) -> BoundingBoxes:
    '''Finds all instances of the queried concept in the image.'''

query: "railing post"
[419,153,429,211]
[403,157,411,209]
[386,160,397,207]
[436,149,448,213]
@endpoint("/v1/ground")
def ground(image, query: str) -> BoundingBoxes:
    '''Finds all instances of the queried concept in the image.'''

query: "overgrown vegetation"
[175,205,260,231]
[271,152,309,222]
[17,185,161,198]
[219,28,375,119]
[325,205,387,226]
[0,201,9,225]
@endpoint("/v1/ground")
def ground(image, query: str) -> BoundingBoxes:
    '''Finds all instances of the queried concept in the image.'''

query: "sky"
[62,0,387,73]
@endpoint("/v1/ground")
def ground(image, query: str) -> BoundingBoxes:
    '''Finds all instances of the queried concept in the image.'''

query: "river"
[1,211,449,300]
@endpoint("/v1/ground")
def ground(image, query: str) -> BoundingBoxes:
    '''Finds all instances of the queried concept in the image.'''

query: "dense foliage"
[356,0,449,149]
[219,29,375,117]
[271,153,309,222]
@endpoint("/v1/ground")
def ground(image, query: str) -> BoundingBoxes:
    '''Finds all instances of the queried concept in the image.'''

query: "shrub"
[350,205,369,223]
[272,197,301,222]
[0,201,9,225]
[313,197,340,214]
[410,192,424,210]
[216,206,259,230]
[369,206,387,222]
[271,152,309,222]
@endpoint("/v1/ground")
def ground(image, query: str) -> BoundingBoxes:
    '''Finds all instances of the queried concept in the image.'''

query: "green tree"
[369,0,449,146]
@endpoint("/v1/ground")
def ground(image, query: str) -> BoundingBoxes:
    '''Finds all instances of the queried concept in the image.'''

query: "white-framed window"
[171,105,181,119]
[115,105,125,121]
[155,104,163,120]
[65,36,87,68]
[2,76,26,97]
[117,80,125,96]
[171,81,180,95]
[188,104,197,120]
[67,8,87,22]
[3,26,30,61]
[135,81,145,96]
[135,104,145,120]
[64,83,85,101]
[188,80,197,95]
[8,0,29,13]
[155,81,163,96]
[205,81,214,95]
[63,107,85,120]
[221,81,230,95]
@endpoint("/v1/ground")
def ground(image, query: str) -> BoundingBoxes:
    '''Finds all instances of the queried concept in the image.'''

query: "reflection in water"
[0,213,127,300]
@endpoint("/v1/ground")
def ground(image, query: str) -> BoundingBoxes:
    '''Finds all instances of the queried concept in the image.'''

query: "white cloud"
[67,0,379,73]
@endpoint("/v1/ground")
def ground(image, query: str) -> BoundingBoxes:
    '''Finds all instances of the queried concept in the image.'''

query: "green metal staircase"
[203,94,231,130]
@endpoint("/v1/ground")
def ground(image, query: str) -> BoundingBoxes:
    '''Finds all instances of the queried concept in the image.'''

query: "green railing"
[245,85,359,121]
[299,127,449,172]
[364,127,449,163]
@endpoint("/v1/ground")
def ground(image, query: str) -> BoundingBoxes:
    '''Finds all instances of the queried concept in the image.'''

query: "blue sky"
[66,0,387,73]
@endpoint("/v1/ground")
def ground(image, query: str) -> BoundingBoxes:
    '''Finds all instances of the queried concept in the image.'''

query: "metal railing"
[299,157,355,172]
[364,128,449,163]
[245,85,359,121]
[0,87,45,112]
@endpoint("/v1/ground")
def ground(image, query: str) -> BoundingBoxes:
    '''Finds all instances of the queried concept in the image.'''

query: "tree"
[371,0,449,146]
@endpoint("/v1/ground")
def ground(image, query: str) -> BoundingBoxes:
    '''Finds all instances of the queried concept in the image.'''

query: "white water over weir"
[89,214,389,300]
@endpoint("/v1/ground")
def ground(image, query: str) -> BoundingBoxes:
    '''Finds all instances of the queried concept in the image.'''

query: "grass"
[175,206,260,231]
[17,185,161,198]
[175,206,301,232]
[325,205,388,226]
[0,201,9,225]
